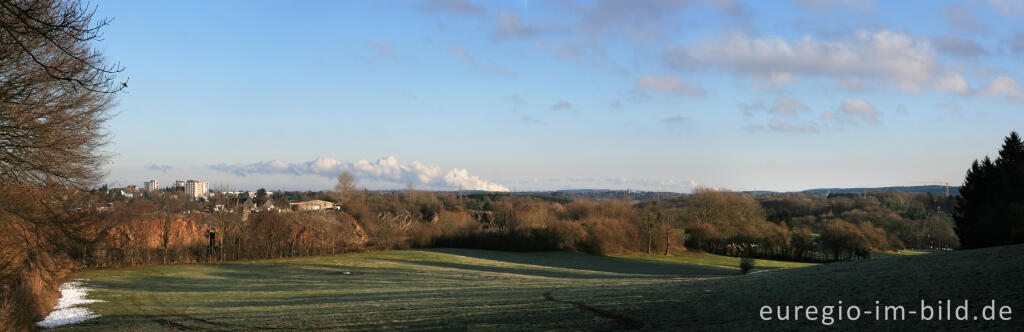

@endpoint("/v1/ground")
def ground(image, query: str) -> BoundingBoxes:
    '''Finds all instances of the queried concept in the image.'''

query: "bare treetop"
[0,0,124,188]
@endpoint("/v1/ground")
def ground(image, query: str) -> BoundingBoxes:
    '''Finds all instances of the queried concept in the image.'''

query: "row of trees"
[955,132,1024,249]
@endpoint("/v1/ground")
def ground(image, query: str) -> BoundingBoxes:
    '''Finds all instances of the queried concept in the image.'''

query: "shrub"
[739,257,755,274]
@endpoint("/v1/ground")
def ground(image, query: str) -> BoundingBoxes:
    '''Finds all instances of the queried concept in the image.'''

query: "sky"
[94,0,1024,193]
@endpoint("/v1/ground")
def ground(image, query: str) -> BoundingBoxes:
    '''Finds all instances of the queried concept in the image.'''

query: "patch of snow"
[36,280,104,328]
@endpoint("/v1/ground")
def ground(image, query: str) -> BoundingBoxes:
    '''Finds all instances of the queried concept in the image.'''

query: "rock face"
[336,211,371,247]
[105,215,209,250]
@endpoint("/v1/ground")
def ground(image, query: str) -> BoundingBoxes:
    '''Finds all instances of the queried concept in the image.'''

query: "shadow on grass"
[409,248,736,278]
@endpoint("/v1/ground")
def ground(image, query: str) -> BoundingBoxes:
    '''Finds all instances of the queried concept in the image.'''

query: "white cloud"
[768,118,819,133]
[770,96,810,115]
[1007,31,1024,55]
[421,0,486,16]
[146,164,176,173]
[552,100,573,110]
[933,35,987,58]
[737,100,766,116]
[494,11,536,39]
[839,98,880,124]
[793,0,874,12]
[837,77,870,92]
[449,47,515,77]
[208,156,509,192]
[943,5,989,34]
[521,115,543,124]
[982,76,1024,101]
[935,73,1024,101]
[662,30,938,92]
[936,72,971,94]
[707,0,753,18]
[636,75,707,96]
[987,0,1024,16]
[357,41,398,61]
[660,116,692,131]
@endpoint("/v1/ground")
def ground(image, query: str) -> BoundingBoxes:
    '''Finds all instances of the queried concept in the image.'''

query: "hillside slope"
[570,244,1024,330]
[49,246,1022,331]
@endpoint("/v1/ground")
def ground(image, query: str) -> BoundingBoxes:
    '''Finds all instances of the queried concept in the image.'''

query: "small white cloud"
[146,164,176,173]
[943,5,990,34]
[935,74,1024,101]
[552,101,573,110]
[636,75,707,96]
[933,35,987,58]
[936,72,971,94]
[660,116,692,131]
[770,96,810,116]
[421,0,486,16]
[837,77,871,92]
[793,0,874,12]
[987,0,1024,16]
[494,11,536,39]
[840,98,880,124]
[982,76,1024,101]
[768,118,819,133]
[368,41,395,57]
[738,100,766,116]
[1007,31,1024,55]
[449,47,515,77]
[521,116,543,124]
[662,29,938,92]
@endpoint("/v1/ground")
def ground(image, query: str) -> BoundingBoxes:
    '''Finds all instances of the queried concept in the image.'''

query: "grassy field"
[52,246,1023,331]
[615,250,815,269]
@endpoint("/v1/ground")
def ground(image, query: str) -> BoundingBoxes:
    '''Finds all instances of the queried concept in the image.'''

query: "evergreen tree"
[955,132,1024,248]
[256,188,269,206]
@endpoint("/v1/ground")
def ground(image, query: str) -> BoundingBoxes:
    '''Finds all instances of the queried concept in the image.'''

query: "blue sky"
[96,0,1024,192]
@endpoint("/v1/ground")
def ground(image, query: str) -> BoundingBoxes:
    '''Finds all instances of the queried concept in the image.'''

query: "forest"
[75,179,960,269]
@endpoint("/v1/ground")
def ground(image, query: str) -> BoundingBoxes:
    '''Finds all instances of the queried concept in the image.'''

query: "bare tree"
[0,0,124,188]
[333,171,357,204]
[0,0,123,328]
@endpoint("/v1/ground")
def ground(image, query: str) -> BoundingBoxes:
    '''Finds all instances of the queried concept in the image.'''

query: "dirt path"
[543,289,643,330]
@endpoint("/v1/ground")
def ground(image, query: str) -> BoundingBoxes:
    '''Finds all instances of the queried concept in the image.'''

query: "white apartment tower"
[185,180,209,200]
[144,180,159,191]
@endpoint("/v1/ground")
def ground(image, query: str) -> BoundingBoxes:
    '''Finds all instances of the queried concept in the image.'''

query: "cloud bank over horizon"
[208,156,510,192]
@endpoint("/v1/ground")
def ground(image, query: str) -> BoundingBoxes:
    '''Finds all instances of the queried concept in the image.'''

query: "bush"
[739,257,755,274]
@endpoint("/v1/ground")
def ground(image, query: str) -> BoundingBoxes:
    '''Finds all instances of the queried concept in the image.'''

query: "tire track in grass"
[129,292,200,331]
[133,269,282,331]
[543,289,643,330]
[145,291,263,330]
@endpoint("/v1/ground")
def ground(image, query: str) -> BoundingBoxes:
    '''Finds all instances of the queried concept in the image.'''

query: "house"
[289,200,335,211]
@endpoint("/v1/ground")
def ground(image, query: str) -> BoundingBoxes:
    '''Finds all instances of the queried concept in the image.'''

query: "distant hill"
[800,185,959,195]
[379,186,958,198]
[536,186,959,197]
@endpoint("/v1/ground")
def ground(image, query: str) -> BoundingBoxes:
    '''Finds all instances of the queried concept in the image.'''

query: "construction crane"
[912,180,950,197]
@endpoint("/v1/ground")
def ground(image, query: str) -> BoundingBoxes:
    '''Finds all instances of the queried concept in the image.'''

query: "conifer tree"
[955,132,1024,248]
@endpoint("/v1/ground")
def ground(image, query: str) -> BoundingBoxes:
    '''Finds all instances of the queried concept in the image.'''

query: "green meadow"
[53,246,1023,331]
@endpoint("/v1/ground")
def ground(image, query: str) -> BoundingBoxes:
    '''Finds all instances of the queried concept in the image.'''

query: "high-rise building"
[144,180,159,191]
[173,180,186,189]
[185,180,209,200]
